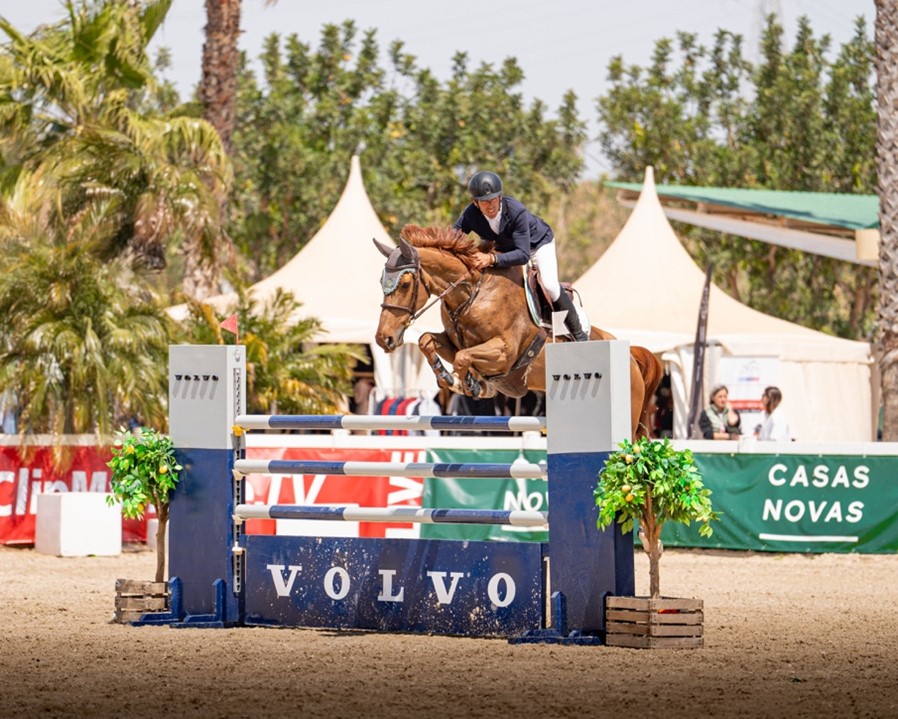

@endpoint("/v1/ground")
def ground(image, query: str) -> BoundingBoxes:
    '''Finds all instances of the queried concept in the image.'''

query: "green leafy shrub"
[107,428,182,582]
[595,436,719,598]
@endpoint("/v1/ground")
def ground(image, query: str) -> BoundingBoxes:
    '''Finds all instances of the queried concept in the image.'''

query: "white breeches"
[532,240,561,302]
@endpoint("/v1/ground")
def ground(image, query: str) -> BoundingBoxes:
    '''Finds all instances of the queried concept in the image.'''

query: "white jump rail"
[234,503,549,528]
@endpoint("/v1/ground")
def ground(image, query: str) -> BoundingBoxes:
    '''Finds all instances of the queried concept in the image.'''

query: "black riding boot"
[553,292,589,342]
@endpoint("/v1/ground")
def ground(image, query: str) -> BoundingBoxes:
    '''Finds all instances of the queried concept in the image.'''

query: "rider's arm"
[493,201,532,268]
[453,206,475,234]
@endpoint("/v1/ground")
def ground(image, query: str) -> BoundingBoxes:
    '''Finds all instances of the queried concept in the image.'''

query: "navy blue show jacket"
[453,196,553,268]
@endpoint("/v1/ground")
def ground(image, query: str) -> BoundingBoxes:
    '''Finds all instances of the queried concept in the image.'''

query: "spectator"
[349,375,376,416]
[698,385,741,440]
[758,386,791,441]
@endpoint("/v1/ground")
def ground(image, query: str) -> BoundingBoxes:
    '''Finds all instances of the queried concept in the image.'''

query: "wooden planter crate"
[114,579,169,624]
[605,596,703,649]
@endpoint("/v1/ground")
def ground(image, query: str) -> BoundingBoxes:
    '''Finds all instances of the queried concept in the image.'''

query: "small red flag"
[220,313,239,344]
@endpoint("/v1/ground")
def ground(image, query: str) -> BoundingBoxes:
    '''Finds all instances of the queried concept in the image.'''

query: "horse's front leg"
[453,337,511,399]
[418,332,463,393]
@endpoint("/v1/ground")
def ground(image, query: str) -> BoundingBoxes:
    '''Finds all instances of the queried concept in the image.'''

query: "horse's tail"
[630,345,664,440]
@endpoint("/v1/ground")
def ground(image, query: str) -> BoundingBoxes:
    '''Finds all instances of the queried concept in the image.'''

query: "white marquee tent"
[573,167,875,442]
[169,156,438,396]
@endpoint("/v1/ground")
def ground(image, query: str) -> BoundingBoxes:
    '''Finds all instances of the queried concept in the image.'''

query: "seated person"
[698,384,741,440]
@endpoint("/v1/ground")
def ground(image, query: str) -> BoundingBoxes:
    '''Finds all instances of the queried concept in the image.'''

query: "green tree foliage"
[229,22,383,273]
[0,1,231,439]
[107,427,181,582]
[597,15,877,340]
[0,4,594,438]
[229,22,586,279]
[178,287,366,415]
[0,0,232,295]
[596,436,719,598]
[0,229,171,438]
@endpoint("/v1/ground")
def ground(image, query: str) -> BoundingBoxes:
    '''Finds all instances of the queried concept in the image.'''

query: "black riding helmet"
[467,171,503,201]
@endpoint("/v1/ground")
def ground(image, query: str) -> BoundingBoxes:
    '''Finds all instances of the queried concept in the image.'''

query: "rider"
[453,170,589,342]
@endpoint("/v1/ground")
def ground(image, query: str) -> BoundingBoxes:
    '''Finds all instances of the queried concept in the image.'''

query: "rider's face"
[475,196,501,219]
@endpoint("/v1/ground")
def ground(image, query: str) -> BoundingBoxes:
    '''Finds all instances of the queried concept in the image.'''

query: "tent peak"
[643,165,655,188]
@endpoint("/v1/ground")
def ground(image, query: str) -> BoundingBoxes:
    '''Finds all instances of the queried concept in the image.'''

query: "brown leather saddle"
[524,266,579,330]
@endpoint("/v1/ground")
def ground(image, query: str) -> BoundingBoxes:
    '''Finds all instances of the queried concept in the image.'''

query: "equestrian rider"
[453,170,589,342]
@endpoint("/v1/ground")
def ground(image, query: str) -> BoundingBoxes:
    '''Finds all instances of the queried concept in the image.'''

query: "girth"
[485,328,548,398]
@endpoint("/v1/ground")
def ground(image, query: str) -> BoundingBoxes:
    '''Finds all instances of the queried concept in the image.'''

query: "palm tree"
[875,0,898,439]
[0,0,232,299]
[48,109,232,291]
[0,173,172,441]
[0,1,169,164]
[200,0,243,153]
[197,0,283,296]
[199,0,278,151]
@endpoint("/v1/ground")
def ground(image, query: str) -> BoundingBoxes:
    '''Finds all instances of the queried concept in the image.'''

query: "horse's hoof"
[465,374,482,399]
[430,360,454,390]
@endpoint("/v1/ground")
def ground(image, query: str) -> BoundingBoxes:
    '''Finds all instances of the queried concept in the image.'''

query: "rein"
[415,268,477,322]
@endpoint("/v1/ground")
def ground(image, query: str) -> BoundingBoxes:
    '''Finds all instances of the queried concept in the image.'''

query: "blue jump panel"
[548,451,634,633]
[243,535,545,637]
[169,447,240,624]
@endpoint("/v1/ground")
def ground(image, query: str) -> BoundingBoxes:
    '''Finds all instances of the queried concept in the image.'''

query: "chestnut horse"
[374,225,663,440]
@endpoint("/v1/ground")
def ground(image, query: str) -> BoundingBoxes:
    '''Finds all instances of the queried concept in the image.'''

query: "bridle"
[379,249,427,320]
[380,246,478,327]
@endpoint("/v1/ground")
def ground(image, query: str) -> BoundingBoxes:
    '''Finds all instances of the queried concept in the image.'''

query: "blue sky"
[2,0,875,177]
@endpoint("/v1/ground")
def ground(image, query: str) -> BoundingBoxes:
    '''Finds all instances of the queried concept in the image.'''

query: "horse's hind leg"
[630,346,664,439]
[628,359,646,440]
[453,338,510,398]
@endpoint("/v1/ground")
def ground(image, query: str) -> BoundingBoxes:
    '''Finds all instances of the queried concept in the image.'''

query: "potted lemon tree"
[595,436,719,648]
[107,427,182,622]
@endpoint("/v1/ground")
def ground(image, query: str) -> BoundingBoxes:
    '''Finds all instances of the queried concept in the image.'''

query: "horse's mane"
[400,224,480,270]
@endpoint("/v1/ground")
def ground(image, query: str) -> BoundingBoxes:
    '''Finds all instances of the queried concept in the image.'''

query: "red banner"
[0,446,147,545]
[1,444,427,545]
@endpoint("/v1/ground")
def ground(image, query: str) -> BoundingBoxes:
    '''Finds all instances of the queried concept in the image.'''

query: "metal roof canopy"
[606,182,880,267]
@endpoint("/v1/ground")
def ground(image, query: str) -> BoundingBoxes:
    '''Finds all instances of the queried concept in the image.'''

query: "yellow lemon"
[159,465,168,475]
[625,493,635,503]
[621,484,631,493]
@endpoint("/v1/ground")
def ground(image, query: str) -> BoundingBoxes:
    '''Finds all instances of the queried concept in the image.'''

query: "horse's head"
[374,235,428,353]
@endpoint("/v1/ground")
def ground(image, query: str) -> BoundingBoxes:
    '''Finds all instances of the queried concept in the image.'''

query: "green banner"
[663,453,898,553]
[422,448,548,542]
[418,447,898,553]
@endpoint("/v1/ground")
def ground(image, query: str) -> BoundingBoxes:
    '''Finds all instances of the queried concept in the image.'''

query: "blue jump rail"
[233,414,546,433]
[232,459,548,480]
